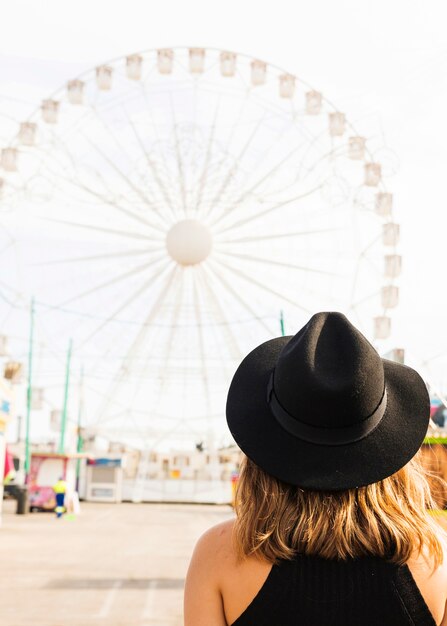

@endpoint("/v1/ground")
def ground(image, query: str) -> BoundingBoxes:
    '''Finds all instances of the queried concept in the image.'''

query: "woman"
[184,312,447,625]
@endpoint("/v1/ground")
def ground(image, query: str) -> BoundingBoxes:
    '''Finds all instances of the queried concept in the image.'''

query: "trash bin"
[16,486,29,515]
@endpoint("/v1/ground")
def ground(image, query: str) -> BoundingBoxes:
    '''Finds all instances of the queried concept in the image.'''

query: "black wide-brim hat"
[226,312,430,491]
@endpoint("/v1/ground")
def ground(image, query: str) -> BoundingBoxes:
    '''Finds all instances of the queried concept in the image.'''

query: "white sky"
[1,0,447,387]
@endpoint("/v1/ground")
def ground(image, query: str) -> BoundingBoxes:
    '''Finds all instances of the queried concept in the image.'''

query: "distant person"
[185,312,447,625]
[433,404,447,428]
[53,476,67,519]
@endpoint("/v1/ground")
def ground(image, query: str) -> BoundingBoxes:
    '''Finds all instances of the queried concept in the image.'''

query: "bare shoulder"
[407,531,447,625]
[201,519,236,544]
[186,518,273,626]
[409,531,447,584]
[191,519,237,569]
[184,520,236,626]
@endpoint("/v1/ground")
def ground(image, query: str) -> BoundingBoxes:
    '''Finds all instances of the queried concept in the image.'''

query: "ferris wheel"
[0,47,400,450]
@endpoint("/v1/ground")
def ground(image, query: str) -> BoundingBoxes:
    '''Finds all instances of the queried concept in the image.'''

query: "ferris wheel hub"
[166,219,212,266]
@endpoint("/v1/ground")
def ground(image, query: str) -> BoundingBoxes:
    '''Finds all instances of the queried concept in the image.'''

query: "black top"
[231,555,436,626]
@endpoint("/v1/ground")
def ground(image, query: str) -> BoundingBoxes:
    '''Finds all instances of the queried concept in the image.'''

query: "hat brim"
[226,336,430,490]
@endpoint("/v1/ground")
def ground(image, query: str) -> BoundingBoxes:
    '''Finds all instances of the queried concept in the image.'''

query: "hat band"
[267,372,387,447]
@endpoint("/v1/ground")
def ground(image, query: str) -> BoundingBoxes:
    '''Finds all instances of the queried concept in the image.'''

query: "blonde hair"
[234,453,444,568]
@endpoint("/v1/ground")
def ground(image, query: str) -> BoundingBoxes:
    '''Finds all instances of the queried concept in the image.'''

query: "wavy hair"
[234,453,444,568]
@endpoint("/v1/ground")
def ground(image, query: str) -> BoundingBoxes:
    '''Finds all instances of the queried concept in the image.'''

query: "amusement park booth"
[28,452,86,512]
[84,457,123,503]
[122,446,240,504]
[0,377,13,524]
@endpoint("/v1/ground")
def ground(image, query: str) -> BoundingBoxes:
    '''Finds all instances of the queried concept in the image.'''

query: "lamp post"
[76,365,84,491]
[58,339,73,454]
[24,298,35,481]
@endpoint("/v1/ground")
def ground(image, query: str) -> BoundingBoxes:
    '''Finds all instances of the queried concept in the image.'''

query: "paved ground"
[0,499,233,626]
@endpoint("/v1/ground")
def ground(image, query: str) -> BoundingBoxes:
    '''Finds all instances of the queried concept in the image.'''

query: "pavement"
[0,498,234,626]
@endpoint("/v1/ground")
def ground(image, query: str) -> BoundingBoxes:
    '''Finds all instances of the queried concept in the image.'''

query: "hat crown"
[274,312,384,428]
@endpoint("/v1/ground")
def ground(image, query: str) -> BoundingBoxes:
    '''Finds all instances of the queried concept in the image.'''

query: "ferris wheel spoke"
[152,419,193,449]
[196,85,256,218]
[191,270,212,416]
[93,407,151,447]
[217,227,340,245]
[357,255,383,298]
[0,291,16,314]
[32,247,163,267]
[205,261,275,337]
[193,269,237,387]
[214,119,346,230]
[349,288,381,311]
[82,264,173,379]
[169,94,188,218]
[196,265,242,361]
[202,114,267,221]
[216,258,313,314]
[0,291,25,326]
[88,102,169,214]
[0,278,26,313]
[194,98,221,214]
[359,232,382,257]
[251,143,342,203]
[39,217,161,243]
[297,143,344,184]
[213,116,306,225]
[139,82,181,212]
[0,274,24,296]
[192,77,199,129]
[196,86,251,220]
[95,265,178,424]
[47,168,161,233]
[124,107,178,224]
[216,184,324,235]
[209,139,319,229]
[123,415,151,448]
[351,246,381,322]
[59,255,166,307]
[79,260,173,347]
[200,267,243,361]
[42,132,163,233]
[79,132,166,234]
[151,267,185,409]
[216,250,339,277]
